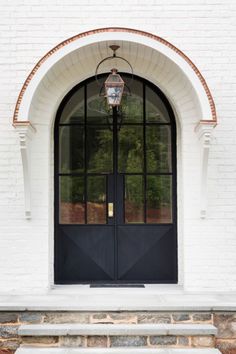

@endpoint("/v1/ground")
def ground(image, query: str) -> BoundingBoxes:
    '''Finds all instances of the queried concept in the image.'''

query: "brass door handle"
[108,202,114,217]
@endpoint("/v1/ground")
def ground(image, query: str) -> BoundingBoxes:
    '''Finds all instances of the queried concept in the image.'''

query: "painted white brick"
[0,0,236,294]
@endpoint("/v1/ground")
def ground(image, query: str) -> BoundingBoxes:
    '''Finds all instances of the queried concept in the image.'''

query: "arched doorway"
[54,74,177,284]
[13,28,217,290]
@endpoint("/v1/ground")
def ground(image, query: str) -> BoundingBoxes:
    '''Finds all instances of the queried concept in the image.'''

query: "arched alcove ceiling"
[13,27,217,128]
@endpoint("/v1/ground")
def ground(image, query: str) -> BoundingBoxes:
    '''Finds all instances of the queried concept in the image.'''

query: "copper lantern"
[104,68,125,107]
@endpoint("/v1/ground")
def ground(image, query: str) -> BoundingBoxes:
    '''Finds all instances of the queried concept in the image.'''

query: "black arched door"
[54,74,177,284]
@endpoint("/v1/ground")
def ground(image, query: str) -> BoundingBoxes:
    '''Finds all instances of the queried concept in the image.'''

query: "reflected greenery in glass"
[118,126,143,173]
[87,176,106,224]
[60,176,85,224]
[59,126,84,173]
[146,176,172,223]
[87,126,113,173]
[125,175,144,223]
[146,125,171,173]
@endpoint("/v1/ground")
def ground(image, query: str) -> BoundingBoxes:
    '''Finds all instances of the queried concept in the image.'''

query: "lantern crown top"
[105,68,124,85]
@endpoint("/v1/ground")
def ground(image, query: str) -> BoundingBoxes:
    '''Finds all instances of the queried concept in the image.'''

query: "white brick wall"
[0,0,236,294]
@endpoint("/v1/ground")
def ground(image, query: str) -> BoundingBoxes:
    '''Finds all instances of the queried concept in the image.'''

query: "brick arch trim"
[13,27,217,124]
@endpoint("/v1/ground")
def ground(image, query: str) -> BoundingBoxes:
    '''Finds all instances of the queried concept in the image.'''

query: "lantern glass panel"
[106,85,123,106]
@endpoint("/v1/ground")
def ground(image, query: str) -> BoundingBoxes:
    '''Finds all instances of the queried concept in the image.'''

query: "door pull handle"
[108,203,114,217]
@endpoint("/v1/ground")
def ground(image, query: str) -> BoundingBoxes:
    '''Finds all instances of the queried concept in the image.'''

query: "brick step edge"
[15,347,222,354]
[18,324,218,336]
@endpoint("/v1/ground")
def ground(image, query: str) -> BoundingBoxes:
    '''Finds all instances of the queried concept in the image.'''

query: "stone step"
[15,347,222,354]
[18,323,218,336]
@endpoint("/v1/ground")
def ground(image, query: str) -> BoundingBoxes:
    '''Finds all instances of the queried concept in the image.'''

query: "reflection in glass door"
[55,74,177,284]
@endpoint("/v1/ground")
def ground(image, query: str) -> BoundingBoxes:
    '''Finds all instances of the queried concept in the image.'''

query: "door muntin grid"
[56,74,176,226]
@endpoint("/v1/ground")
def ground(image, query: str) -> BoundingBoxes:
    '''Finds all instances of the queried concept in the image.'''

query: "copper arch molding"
[12,27,217,125]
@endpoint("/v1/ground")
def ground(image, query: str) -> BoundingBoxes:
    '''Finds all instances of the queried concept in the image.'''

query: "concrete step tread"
[18,323,217,336]
[15,347,222,354]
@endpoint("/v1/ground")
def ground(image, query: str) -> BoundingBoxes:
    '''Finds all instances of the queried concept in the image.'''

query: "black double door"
[55,75,177,284]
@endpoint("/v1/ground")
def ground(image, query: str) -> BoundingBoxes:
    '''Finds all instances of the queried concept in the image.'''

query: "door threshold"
[51,284,184,295]
[90,284,145,288]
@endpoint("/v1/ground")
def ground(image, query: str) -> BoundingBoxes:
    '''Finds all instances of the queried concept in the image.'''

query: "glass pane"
[59,176,85,224]
[120,77,143,123]
[125,175,144,223]
[146,125,172,173]
[60,87,84,124]
[106,86,123,106]
[59,126,84,173]
[146,86,170,123]
[87,176,106,224]
[146,176,172,223]
[87,126,113,173]
[87,81,110,124]
[118,126,144,173]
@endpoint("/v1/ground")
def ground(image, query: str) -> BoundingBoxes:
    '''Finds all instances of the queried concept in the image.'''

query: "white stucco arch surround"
[13,25,217,274]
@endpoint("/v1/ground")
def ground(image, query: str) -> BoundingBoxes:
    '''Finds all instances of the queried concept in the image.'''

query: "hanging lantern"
[95,45,133,109]
[104,68,125,107]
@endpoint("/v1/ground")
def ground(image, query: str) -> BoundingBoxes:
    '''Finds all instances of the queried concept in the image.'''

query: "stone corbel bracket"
[195,121,216,219]
[13,122,36,219]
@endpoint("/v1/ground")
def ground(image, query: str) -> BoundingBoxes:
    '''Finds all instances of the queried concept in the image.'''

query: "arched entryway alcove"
[12,28,216,287]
